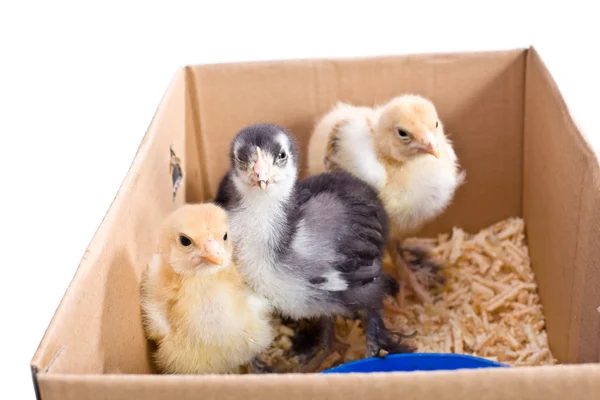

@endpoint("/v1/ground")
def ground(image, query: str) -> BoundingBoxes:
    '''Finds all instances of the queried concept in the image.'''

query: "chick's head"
[159,203,232,275]
[375,94,443,163]
[229,124,298,195]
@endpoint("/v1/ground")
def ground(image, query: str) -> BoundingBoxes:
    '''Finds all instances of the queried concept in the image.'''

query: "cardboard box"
[31,47,600,399]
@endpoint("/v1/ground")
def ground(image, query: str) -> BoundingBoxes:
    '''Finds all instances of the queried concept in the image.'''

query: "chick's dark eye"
[278,151,287,160]
[223,232,228,241]
[179,235,192,247]
[397,129,409,138]
[436,121,439,128]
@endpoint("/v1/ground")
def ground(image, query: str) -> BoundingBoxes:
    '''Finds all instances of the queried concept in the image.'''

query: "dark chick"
[214,124,413,371]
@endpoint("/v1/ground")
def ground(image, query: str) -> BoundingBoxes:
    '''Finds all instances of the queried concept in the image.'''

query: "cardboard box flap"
[524,48,600,363]
[31,69,191,377]
[37,364,600,400]
[187,49,526,235]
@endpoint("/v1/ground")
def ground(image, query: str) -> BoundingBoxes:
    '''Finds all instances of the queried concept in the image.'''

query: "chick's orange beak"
[424,141,440,158]
[421,132,440,158]
[253,146,270,190]
[201,239,223,265]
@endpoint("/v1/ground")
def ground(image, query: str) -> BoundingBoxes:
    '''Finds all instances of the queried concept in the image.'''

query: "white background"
[0,1,598,398]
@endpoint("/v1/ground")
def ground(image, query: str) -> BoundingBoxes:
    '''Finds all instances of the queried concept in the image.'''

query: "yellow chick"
[308,94,465,303]
[140,203,275,374]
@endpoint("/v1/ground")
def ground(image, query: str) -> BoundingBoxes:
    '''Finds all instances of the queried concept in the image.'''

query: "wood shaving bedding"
[253,217,557,372]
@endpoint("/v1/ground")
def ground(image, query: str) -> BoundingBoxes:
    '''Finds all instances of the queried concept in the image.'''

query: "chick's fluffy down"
[140,204,275,374]
[308,95,465,236]
[150,265,273,374]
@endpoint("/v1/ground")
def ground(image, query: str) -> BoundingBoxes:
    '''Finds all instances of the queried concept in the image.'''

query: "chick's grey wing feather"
[292,172,388,290]
[213,171,238,209]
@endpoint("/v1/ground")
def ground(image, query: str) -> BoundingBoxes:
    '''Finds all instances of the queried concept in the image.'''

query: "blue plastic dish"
[321,353,509,374]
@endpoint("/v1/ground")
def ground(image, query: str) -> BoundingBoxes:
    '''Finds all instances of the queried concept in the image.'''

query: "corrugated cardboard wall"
[186,50,526,236]
[524,49,600,363]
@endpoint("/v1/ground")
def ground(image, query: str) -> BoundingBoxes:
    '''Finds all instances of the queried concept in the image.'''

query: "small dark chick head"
[228,124,299,196]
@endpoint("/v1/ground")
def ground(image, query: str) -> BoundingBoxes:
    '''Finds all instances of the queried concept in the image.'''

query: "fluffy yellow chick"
[308,94,465,303]
[140,203,275,374]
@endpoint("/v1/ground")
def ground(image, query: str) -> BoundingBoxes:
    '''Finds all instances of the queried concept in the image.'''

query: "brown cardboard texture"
[31,47,600,399]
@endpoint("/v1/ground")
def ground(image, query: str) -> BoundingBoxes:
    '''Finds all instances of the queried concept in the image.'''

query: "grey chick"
[214,124,413,372]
